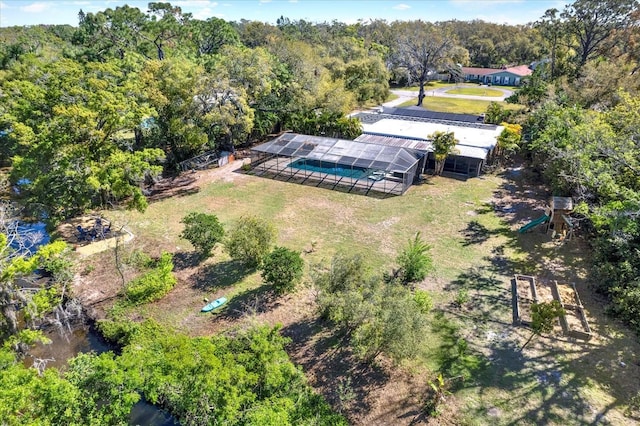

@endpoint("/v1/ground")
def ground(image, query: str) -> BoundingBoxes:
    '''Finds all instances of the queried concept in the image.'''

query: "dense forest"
[1,0,640,423]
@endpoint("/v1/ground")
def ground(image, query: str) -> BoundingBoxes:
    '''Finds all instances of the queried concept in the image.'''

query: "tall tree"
[561,0,639,70]
[3,58,161,220]
[535,8,564,78]
[140,58,253,163]
[73,5,147,61]
[189,17,240,56]
[144,2,190,60]
[389,21,459,106]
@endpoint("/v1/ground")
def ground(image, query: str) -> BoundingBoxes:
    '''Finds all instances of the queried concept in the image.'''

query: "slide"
[518,214,549,234]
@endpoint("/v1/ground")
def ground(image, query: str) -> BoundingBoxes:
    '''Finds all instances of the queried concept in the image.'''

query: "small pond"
[12,218,178,425]
[26,325,180,426]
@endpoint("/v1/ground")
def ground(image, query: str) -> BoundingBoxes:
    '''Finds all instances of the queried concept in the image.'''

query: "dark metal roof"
[383,107,486,125]
[252,133,420,173]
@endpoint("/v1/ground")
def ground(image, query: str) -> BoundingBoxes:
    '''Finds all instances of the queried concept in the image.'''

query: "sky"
[0,0,571,28]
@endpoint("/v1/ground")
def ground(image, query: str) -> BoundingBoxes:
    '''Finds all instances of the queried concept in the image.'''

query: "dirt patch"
[535,281,554,303]
[563,306,585,331]
[516,276,536,301]
[557,282,581,306]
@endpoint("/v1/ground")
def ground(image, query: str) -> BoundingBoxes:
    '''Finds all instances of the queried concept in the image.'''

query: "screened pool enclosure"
[249,133,423,196]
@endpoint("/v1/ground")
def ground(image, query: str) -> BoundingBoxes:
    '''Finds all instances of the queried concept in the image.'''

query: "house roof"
[354,133,491,160]
[504,65,533,77]
[551,196,573,211]
[462,65,532,77]
[384,106,485,125]
[360,118,503,151]
[461,67,498,76]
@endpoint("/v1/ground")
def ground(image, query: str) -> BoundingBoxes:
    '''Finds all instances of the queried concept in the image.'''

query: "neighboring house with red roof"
[461,65,533,86]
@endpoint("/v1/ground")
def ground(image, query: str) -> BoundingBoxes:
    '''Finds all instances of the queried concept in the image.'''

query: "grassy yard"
[399,96,524,115]
[83,163,640,426]
[446,87,505,97]
[385,92,399,102]
[396,82,520,92]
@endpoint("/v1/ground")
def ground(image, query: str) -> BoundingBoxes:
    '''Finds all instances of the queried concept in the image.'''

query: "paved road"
[383,86,514,108]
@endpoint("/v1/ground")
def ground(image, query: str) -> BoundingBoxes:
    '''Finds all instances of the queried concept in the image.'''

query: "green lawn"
[393,81,455,91]
[399,96,523,115]
[385,92,399,102]
[397,82,520,92]
[445,87,505,97]
[95,165,637,425]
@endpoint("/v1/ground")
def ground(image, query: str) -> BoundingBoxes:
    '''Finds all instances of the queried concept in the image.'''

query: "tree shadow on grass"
[280,317,391,423]
[172,251,202,271]
[145,174,200,203]
[443,263,640,424]
[467,337,599,424]
[214,284,281,321]
[439,166,640,423]
[191,259,252,290]
[461,220,514,247]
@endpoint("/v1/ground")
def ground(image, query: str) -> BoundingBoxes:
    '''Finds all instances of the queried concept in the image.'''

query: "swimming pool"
[288,159,370,179]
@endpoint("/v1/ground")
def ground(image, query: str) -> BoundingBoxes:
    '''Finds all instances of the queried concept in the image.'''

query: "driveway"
[383,86,514,108]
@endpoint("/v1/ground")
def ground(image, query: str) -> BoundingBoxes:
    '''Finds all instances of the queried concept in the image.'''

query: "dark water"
[10,221,50,255]
[26,324,179,425]
[13,217,178,425]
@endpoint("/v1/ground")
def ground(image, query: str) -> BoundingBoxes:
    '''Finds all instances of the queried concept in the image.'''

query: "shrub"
[98,317,142,346]
[454,289,470,308]
[179,212,225,258]
[226,215,276,268]
[123,248,153,268]
[521,300,565,350]
[397,232,434,285]
[261,247,304,295]
[124,252,176,305]
[414,289,433,314]
[315,254,428,364]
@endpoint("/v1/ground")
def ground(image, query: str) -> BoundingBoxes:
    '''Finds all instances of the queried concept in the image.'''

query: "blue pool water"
[288,159,369,179]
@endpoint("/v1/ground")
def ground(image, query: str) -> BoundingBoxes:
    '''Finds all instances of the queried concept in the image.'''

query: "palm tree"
[430,131,459,175]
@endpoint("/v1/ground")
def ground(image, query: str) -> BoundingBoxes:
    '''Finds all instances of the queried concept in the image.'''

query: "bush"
[414,289,433,314]
[123,248,153,268]
[484,101,513,124]
[315,254,428,363]
[180,212,225,258]
[98,317,142,346]
[226,216,276,268]
[397,232,434,285]
[261,247,304,295]
[124,252,176,305]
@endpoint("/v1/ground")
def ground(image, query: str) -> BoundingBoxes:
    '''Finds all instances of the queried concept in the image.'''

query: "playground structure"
[518,196,574,241]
